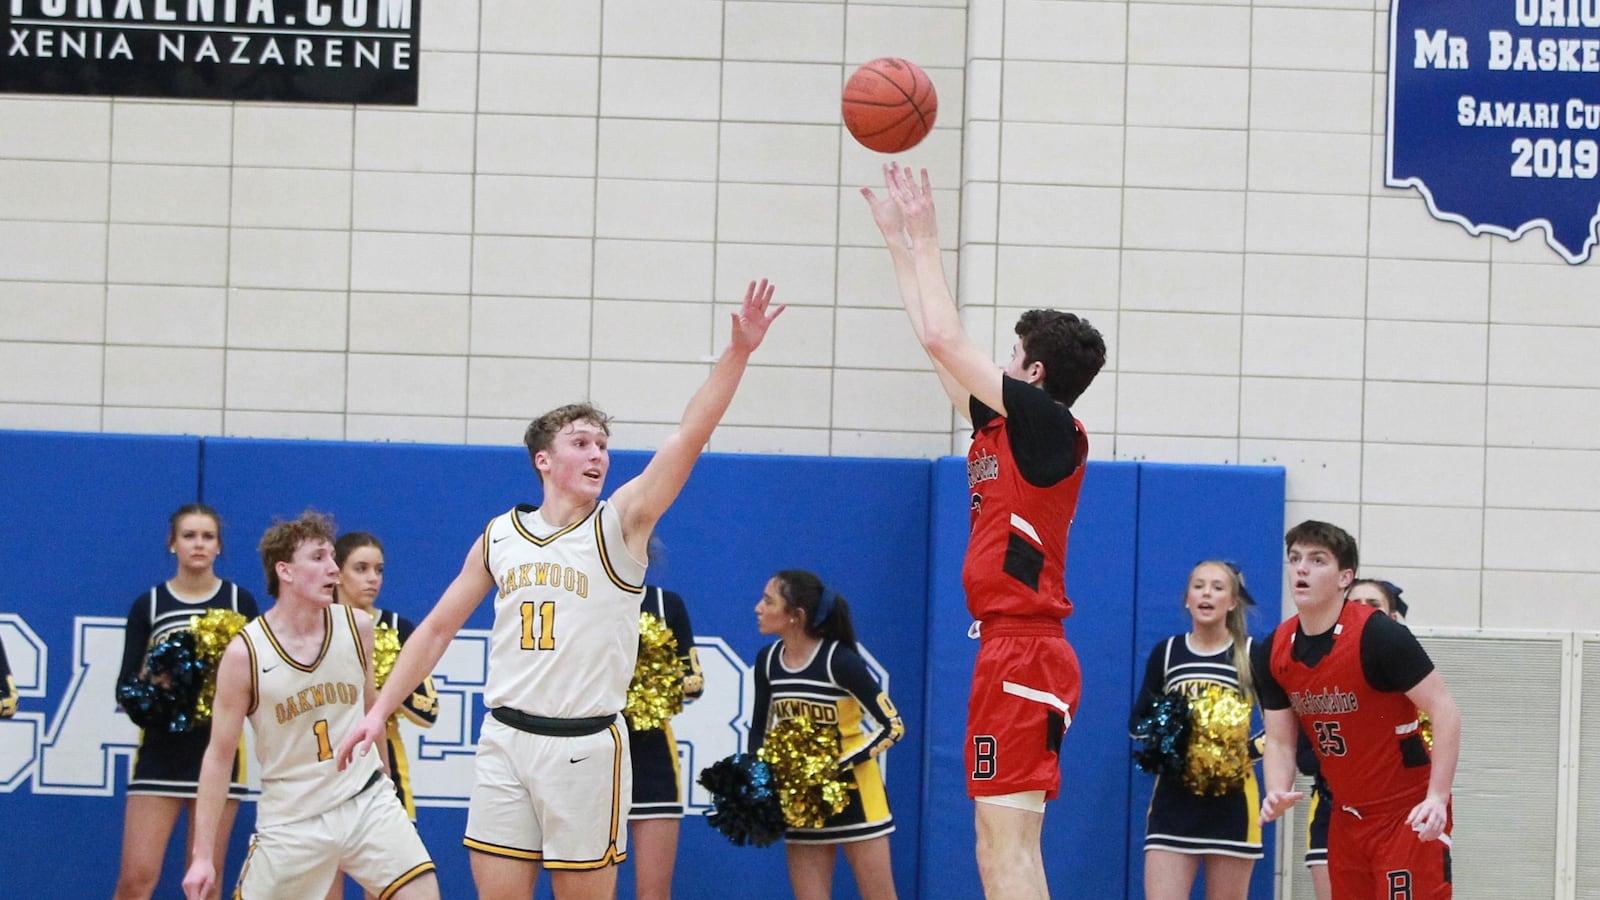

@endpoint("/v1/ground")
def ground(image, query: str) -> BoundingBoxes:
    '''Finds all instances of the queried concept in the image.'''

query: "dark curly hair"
[1015,310,1106,407]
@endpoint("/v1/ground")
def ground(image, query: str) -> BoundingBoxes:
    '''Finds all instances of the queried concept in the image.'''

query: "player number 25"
[1312,720,1347,757]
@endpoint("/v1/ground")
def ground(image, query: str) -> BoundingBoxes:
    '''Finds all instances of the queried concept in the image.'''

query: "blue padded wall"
[0,431,216,898]
[1056,460,1143,895]
[917,459,1141,899]
[1125,463,1286,900]
[0,430,1285,900]
[918,455,984,898]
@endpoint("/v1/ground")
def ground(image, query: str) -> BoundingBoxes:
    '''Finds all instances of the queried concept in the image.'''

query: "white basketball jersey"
[481,502,647,717]
[240,605,379,827]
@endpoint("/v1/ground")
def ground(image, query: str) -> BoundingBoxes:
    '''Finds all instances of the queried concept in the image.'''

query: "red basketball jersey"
[1270,602,1432,810]
[961,414,1087,621]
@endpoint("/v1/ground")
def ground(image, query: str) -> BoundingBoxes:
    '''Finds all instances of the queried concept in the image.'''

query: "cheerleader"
[325,531,440,900]
[1350,578,1408,623]
[0,630,16,719]
[626,584,705,900]
[752,570,905,900]
[1130,561,1261,900]
[114,504,258,900]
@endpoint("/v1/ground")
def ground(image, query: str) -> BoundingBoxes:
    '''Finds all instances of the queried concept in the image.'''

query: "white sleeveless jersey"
[240,605,379,827]
[481,502,647,717]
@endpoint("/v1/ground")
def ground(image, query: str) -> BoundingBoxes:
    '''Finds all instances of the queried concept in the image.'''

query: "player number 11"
[519,600,557,651]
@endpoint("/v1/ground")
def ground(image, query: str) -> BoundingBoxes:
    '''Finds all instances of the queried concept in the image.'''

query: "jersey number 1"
[520,601,556,651]
[313,719,332,762]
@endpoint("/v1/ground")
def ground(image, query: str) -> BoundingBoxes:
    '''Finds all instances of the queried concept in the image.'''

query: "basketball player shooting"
[861,164,1106,900]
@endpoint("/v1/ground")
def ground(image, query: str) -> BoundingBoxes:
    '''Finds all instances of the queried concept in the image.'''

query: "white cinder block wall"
[2,0,1597,631]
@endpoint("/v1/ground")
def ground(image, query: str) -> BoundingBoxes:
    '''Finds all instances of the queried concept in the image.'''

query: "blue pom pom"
[698,753,786,847]
[115,631,206,733]
[1131,691,1191,778]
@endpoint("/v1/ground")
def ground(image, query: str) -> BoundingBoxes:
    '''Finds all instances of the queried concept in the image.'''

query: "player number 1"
[313,719,332,761]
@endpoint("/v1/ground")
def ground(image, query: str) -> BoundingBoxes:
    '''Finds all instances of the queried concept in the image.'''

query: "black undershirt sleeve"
[236,587,261,619]
[1251,631,1291,711]
[1296,730,1321,776]
[969,395,999,431]
[0,636,14,718]
[832,645,905,771]
[1360,614,1436,693]
[1129,639,1169,732]
[117,592,152,702]
[970,376,1081,486]
[661,589,704,701]
[394,613,441,727]
[748,645,773,754]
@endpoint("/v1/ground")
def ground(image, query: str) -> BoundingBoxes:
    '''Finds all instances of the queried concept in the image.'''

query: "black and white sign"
[3,0,419,105]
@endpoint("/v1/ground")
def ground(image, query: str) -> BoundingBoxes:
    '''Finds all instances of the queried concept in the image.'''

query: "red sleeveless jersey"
[961,413,1087,621]
[1269,602,1431,810]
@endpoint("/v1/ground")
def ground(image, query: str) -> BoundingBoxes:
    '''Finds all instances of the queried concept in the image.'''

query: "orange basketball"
[842,57,938,154]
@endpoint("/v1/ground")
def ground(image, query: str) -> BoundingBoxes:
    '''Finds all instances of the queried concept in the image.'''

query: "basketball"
[842,57,938,154]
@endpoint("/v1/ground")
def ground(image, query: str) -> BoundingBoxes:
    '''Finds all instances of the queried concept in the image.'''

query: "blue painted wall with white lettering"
[0,430,1282,899]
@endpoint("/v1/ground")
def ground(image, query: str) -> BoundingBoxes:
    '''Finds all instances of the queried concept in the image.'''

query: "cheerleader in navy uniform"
[752,570,905,900]
[627,584,705,900]
[114,504,259,900]
[325,532,440,900]
[0,630,16,719]
[1131,561,1261,900]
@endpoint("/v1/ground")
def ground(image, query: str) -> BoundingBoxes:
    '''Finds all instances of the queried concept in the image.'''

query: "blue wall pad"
[916,459,1140,900]
[0,430,209,898]
[1125,462,1287,900]
[0,430,1284,900]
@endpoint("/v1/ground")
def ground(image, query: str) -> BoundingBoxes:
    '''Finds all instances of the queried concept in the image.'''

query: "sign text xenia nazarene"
[3,0,419,105]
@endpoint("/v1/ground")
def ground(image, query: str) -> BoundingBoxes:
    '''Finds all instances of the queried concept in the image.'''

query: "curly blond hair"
[258,510,336,598]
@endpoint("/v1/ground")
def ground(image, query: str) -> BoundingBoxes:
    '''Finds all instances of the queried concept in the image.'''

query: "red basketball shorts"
[1328,798,1453,899]
[965,626,1081,800]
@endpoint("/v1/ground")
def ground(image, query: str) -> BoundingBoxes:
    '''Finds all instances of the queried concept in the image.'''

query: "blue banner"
[1388,0,1600,263]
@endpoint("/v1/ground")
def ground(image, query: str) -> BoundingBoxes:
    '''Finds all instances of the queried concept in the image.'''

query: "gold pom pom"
[758,715,851,829]
[189,609,247,724]
[1418,710,1433,750]
[372,621,401,692]
[1180,682,1252,796]
[625,612,685,731]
